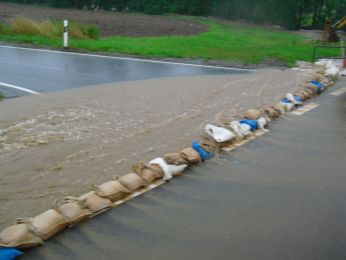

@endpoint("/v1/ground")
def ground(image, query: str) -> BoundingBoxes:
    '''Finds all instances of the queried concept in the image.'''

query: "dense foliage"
[0,0,345,29]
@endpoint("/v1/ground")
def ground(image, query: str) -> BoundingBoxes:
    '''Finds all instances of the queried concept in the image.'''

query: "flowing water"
[0,69,300,229]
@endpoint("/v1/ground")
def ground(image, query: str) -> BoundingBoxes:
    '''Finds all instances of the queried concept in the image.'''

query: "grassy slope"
[0,17,338,66]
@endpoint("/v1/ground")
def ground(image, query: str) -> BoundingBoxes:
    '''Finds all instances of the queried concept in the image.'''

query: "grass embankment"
[0,16,339,66]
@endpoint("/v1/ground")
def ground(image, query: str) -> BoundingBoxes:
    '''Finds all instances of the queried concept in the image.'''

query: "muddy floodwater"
[0,69,301,228]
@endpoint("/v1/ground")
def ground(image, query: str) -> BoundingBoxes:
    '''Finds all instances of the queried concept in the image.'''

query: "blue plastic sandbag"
[310,80,325,94]
[0,248,23,260]
[192,141,214,161]
[239,119,258,131]
[280,98,291,104]
[294,95,303,103]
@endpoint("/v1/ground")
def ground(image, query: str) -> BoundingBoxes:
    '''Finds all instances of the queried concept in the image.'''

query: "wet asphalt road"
[24,81,346,260]
[0,45,248,97]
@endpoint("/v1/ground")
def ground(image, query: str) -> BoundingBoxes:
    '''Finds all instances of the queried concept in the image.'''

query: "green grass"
[0,17,340,66]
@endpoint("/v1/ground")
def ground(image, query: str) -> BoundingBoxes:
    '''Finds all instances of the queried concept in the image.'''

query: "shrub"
[86,25,100,39]
[9,17,100,39]
[11,17,41,35]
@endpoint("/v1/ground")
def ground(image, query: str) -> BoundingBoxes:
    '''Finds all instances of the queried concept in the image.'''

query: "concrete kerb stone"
[0,60,342,255]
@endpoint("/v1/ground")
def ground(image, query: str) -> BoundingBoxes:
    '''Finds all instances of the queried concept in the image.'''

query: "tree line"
[0,0,345,29]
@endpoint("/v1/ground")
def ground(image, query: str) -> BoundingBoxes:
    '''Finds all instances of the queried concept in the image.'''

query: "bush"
[11,17,41,35]
[0,92,4,100]
[9,17,99,39]
[86,25,100,39]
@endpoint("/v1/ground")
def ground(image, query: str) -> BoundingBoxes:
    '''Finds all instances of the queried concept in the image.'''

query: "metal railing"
[312,45,346,62]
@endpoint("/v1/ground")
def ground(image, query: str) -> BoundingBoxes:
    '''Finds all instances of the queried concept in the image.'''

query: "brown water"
[0,69,301,228]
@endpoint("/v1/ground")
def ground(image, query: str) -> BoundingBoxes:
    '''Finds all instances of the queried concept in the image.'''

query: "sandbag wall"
[0,60,342,258]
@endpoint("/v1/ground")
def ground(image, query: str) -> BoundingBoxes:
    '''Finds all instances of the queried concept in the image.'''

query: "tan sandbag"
[271,104,283,115]
[302,89,313,98]
[294,92,307,101]
[118,173,147,192]
[200,132,218,152]
[17,209,68,240]
[78,191,112,213]
[54,197,92,225]
[180,148,201,164]
[263,107,280,119]
[0,223,43,249]
[93,177,130,202]
[304,84,318,96]
[133,162,164,184]
[244,109,261,120]
[164,153,188,165]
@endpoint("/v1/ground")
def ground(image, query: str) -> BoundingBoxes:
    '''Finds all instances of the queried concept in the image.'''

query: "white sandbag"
[149,157,173,181]
[286,93,303,105]
[280,102,294,112]
[168,164,188,176]
[229,121,251,138]
[78,191,112,213]
[0,224,43,249]
[204,124,236,143]
[17,209,68,240]
[54,197,92,225]
[118,173,147,192]
[257,117,269,130]
[93,177,131,202]
[325,66,340,78]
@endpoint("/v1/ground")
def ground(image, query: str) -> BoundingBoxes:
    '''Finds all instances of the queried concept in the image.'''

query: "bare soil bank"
[0,2,207,37]
[0,69,302,228]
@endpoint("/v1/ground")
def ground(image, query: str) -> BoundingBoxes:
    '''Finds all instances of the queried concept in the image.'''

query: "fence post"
[63,20,68,49]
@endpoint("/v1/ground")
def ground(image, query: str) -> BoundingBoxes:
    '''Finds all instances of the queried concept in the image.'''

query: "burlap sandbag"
[0,223,43,249]
[118,173,147,192]
[93,177,130,202]
[304,84,318,96]
[133,162,164,184]
[271,104,284,114]
[180,148,201,164]
[294,92,307,101]
[164,153,188,165]
[244,109,261,120]
[263,107,280,119]
[78,191,112,214]
[17,209,68,240]
[54,197,92,225]
[200,132,218,152]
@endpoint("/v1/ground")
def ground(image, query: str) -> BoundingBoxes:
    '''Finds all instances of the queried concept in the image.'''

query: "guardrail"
[313,45,346,63]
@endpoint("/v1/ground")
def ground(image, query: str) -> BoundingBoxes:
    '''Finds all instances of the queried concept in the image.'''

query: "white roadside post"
[63,20,68,49]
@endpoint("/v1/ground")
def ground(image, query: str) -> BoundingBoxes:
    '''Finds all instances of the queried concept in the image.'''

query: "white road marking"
[0,82,41,95]
[0,45,256,72]
[291,102,319,116]
[330,87,346,96]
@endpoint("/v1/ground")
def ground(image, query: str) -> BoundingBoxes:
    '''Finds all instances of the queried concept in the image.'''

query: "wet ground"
[23,80,346,260]
[0,45,247,97]
[0,64,300,229]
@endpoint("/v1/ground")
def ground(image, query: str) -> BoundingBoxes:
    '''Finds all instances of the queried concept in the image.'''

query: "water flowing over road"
[23,81,346,260]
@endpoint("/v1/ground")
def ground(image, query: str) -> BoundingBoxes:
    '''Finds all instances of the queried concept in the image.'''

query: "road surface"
[23,80,346,259]
[0,45,250,97]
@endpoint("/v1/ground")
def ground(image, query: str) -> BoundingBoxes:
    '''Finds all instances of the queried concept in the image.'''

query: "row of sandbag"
[0,148,201,251]
[0,60,341,257]
[180,60,341,157]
